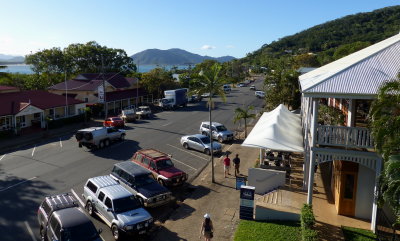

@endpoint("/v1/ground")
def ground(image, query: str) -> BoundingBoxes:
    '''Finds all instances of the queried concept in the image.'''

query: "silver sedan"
[180,134,222,155]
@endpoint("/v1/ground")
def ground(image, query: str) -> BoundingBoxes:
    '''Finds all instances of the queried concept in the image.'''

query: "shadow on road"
[90,139,141,161]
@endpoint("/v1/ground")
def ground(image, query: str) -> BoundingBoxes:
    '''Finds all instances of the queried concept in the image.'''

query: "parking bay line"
[0,154,5,161]
[169,157,197,171]
[0,176,37,192]
[166,144,208,161]
[24,221,37,241]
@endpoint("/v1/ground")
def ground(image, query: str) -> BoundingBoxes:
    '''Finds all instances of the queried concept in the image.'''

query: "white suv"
[199,122,234,142]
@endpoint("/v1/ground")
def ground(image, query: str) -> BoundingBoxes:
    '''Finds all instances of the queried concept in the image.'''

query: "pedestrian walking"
[200,213,214,240]
[222,153,231,177]
[233,154,241,176]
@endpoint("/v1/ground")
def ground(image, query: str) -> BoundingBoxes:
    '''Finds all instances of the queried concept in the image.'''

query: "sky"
[1,0,399,58]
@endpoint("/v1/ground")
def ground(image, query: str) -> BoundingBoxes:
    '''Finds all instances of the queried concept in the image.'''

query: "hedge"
[47,114,86,129]
[300,204,317,241]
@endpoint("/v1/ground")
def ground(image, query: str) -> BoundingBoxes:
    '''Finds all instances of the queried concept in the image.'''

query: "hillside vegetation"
[242,5,400,67]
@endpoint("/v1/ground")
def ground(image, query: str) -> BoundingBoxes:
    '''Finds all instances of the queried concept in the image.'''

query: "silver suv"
[199,121,234,142]
[75,127,126,149]
[82,176,153,240]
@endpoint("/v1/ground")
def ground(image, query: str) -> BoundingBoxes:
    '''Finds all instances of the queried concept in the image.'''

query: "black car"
[110,161,173,207]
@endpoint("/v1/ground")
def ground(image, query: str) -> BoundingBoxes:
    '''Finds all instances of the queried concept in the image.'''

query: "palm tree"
[233,105,256,138]
[190,63,227,183]
[369,76,400,228]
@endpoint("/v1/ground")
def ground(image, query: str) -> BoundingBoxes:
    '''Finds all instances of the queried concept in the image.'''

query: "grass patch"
[234,220,301,241]
[342,226,377,241]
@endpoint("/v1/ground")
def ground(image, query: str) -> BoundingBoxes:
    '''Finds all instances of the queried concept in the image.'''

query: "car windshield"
[200,136,210,144]
[61,222,99,241]
[215,125,227,131]
[112,117,122,121]
[113,196,141,213]
[135,174,157,187]
[156,158,174,170]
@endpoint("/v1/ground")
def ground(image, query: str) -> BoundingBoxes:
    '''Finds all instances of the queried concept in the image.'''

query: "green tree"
[190,63,226,183]
[233,105,256,138]
[369,76,400,227]
[141,68,177,99]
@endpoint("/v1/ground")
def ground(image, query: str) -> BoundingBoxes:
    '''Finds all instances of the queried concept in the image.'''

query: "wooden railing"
[316,125,374,149]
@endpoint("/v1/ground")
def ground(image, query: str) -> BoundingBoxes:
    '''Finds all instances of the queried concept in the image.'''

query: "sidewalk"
[152,139,259,241]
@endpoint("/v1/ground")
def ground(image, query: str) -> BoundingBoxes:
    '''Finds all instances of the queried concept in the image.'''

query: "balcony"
[316,125,374,149]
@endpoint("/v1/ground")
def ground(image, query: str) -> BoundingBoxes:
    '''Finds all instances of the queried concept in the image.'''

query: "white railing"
[316,125,374,149]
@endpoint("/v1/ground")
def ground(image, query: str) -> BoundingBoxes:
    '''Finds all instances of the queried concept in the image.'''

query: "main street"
[0,78,264,241]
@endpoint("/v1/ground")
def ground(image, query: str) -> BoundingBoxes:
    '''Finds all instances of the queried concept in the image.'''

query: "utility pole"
[101,55,107,119]
[136,60,139,108]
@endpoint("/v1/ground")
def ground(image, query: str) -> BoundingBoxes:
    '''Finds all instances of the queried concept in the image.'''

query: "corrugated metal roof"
[299,34,400,97]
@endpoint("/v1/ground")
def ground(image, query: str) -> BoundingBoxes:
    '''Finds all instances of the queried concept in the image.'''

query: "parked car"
[75,127,126,149]
[38,193,101,241]
[82,175,153,240]
[201,92,211,98]
[189,95,202,102]
[131,149,188,187]
[199,122,234,143]
[104,117,125,128]
[119,106,136,122]
[255,91,265,98]
[249,85,256,90]
[136,106,152,119]
[110,161,173,207]
[238,83,246,87]
[223,84,231,92]
[180,134,222,155]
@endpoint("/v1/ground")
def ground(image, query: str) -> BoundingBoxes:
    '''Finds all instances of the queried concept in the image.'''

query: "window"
[150,161,157,170]
[49,215,61,239]
[120,170,131,182]
[42,201,51,215]
[84,98,88,103]
[98,192,105,202]
[86,181,98,194]
[344,174,355,199]
[135,154,143,162]
[143,157,151,166]
[105,197,112,209]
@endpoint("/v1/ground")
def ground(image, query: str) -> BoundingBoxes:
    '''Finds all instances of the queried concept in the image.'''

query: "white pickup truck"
[136,106,152,119]
[75,127,126,149]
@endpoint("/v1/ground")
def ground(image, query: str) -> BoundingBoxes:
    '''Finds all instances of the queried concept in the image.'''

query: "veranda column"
[347,99,356,127]
[307,98,319,204]
[371,158,382,233]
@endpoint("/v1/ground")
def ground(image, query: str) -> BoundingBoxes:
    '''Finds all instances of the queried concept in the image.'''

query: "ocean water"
[0,64,190,74]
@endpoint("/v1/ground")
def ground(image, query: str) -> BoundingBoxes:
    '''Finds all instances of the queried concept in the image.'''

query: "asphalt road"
[0,78,265,241]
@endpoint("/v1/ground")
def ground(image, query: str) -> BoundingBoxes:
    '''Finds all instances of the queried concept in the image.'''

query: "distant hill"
[131,48,235,65]
[242,5,400,66]
[0,54,25,63]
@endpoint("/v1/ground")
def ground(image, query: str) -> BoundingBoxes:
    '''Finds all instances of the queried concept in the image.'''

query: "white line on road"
[70,188,85,207]
[31,146,36,157]
[169,156,197,171]
[166,144,208,161]
[0,154,5,161]
[59,138,63,148]
[24,221,37,241]
[0,176,37,192]
[161,122,172,127]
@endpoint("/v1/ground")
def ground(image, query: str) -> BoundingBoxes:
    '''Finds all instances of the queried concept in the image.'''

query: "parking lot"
[0,80,265,241]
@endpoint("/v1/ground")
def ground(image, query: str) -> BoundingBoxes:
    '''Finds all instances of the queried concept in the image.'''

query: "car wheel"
[218,136,223,143]
[158,179,166,186]
[104,139,110,147]
[86,201,94,216]
[111,224,120,240]
[183,143,189,149]
[99,141,105,149]
[204,148,211,155]
[202,132,208,136]
[137,197,145,206]
[120,134,125,141]
[40,226,47,241]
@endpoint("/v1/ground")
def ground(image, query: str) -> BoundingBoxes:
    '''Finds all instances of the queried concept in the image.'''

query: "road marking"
[31,146,36,157]
[24,221,37,241]
[0,154,5,161]
[0,176,37,192]
[169,156,197,171]
[162,122,171,127]
[59,138,63,148]
[70,188,85,207]
[166,144,208,161]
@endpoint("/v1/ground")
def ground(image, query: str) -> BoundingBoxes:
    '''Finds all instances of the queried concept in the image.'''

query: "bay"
[0,64,190,74]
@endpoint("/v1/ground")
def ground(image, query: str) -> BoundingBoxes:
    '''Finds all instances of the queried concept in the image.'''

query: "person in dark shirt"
[233,154,241,176]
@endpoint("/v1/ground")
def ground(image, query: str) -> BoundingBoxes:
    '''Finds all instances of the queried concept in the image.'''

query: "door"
[339,172,357,216]
[192,137,203,151]
[47,215,61,241]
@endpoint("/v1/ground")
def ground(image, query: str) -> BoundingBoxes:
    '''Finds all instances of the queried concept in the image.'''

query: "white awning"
[242,104,304,152]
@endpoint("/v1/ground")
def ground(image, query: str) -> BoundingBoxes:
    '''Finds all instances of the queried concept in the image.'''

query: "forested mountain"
[243,5,400,66]
[0,54,24,63]
[131,48,235,65]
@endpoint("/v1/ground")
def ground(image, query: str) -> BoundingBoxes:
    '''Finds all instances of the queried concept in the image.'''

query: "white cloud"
[225,45,235,49]
[201,45,216,50]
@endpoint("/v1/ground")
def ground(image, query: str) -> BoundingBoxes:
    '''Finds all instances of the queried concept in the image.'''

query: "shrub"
[47,114,85,129]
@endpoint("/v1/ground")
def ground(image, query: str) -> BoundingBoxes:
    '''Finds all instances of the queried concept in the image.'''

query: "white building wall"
[355,165,375,220]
